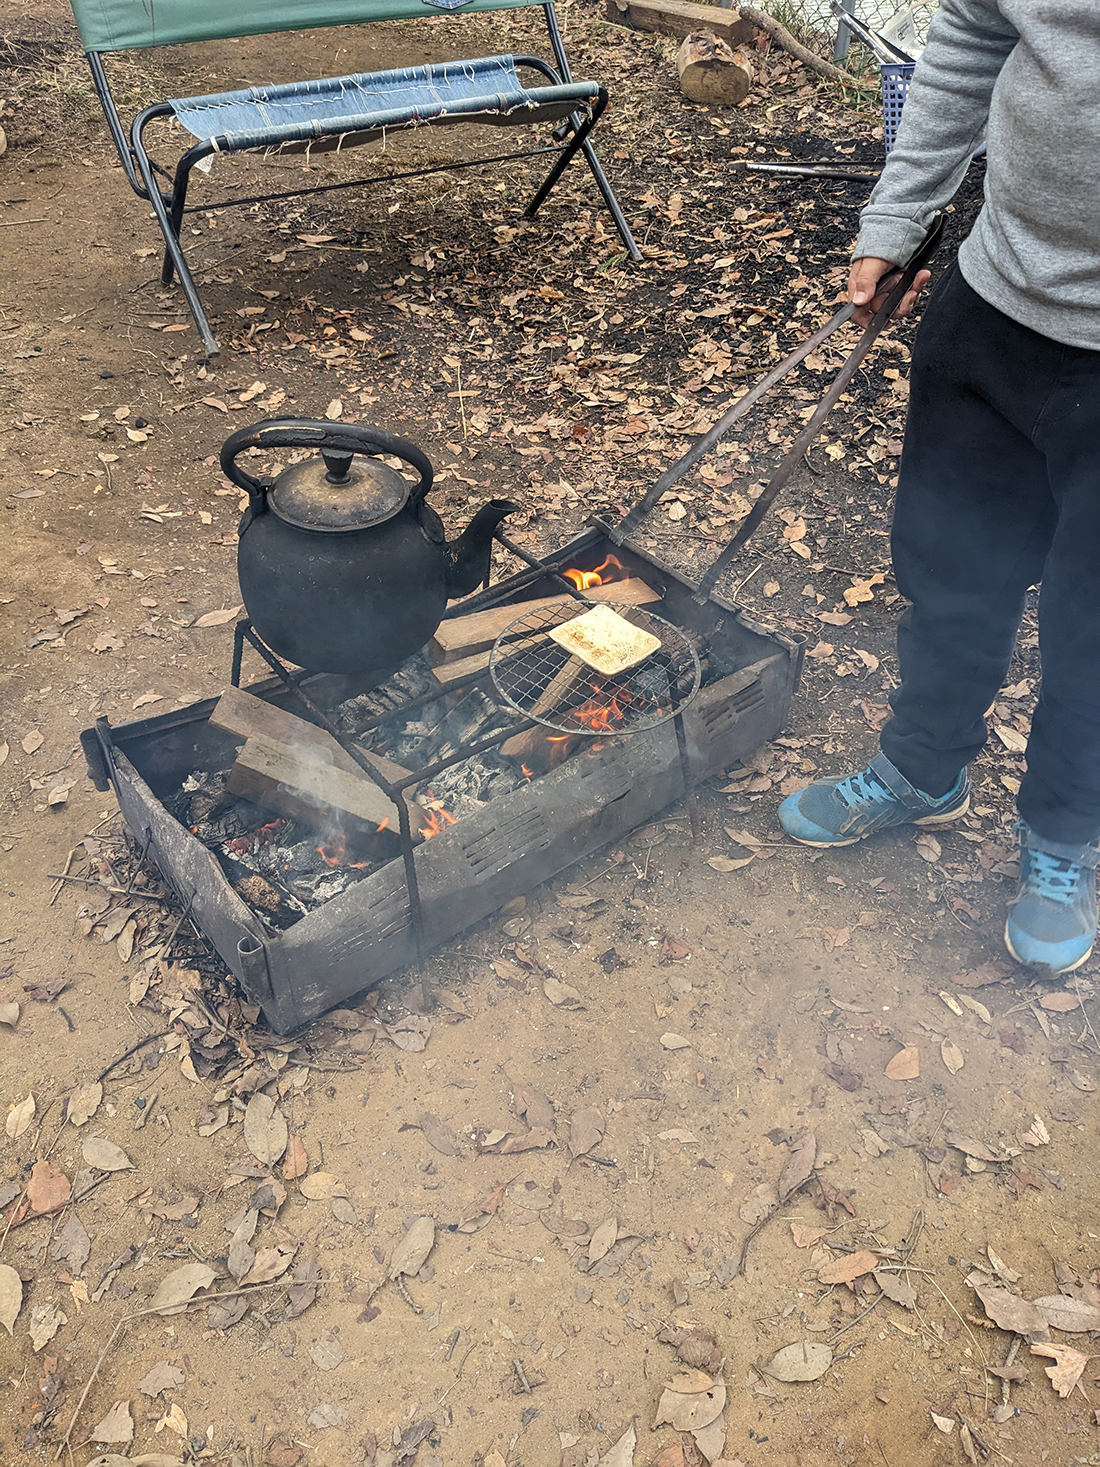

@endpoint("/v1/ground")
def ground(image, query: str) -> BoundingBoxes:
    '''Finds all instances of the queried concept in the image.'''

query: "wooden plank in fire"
[213,687,426,834]
[430,577,661,662]
[227,731,430,838]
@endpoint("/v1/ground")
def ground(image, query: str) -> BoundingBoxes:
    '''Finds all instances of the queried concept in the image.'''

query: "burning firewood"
[430,575,661,665]
[227,732,428,838]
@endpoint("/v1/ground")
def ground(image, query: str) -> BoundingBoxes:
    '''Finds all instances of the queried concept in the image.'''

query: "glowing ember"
[421,806,457,839]
[562,553,626,591]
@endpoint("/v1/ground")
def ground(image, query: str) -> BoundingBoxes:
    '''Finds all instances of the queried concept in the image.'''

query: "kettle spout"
[444,499,520,598]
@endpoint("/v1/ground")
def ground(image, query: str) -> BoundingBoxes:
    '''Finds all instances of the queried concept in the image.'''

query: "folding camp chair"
[70,0,642,354]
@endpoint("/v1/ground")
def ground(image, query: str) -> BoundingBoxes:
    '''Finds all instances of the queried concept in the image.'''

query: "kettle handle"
[220,418,434,510]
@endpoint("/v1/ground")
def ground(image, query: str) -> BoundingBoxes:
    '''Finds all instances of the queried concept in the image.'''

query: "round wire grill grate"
[489,601,701,736]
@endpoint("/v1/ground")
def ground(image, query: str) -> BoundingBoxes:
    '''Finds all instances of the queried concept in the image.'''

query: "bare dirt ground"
[3,3,1100,1466]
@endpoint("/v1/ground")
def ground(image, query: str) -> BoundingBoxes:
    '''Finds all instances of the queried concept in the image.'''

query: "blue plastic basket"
[880,61,915,153]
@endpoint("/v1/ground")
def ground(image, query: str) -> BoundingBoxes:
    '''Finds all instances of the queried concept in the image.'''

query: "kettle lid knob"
[322,448,354,484]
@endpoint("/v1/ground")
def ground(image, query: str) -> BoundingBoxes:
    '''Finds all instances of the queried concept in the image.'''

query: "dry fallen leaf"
[914,832,941,862]
[596,1422,637,1467]
[150,1262,217,1316]
[654,1378,726,1430]
[790,1221,827,1249]
[193,606,242,628]
[91,1401,133,1445]
[739,1181,779,1226]
[389,1216,435,1279]
[82,1136,133,1172]
[29,1301,67,1351]
[68,1080,103,1127]
[543,977,583,1007]
[27,1159,71,1213]
[0,1001,19,1029]
[941,1038,965,1075]
[819,1250,879,1286]
[660,1032,692,1050]
[874,1270,917,1308]
[974,1284,1048,1335]
[6,1091,35,1139]
[568,1104,605,1159]
[1032,1296,1100,1333]
[843,572,886,607]
[588,1216,619,1264]
[0,1262,23,1335]
[777,1132,816,1202]
[281,1135,308,1180]
[1039,991,1081,1012]
[1020,1114,1050,1147]
[763,1341,833,1382]
[243,1093,288,1166]
[1031,1342,1089,1398]
[50,1213,91,1273]
[242,1244,296,1285]
[137,1362,186,1397]
[884,1046,919,1080]
[298,1172,347,1201]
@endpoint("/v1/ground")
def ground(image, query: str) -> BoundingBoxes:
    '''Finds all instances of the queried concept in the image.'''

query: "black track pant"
[879,266,1100,847]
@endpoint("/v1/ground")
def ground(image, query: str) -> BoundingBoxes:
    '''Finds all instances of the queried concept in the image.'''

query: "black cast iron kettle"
[223,418,518,682]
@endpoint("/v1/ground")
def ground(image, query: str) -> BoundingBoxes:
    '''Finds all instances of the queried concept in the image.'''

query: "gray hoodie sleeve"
[854,0,1018,264]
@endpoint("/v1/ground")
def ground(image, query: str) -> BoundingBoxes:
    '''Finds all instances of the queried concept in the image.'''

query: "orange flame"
[421,806,457,839]
[545,734,573,770]
[571,695,625,733]
[562,553,626,591]
[315,836,368,869]
[520,764,533,780]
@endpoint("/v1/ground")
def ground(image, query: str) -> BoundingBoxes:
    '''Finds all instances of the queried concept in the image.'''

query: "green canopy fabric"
[69,0,543,53]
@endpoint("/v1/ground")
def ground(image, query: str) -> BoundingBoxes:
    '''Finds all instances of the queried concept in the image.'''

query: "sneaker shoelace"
[834,768,893,811]
[1026,850,1082,905]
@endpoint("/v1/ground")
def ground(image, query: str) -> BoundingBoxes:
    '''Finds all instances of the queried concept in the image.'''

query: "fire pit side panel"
[682,652,797,780]
[265,724,685,1028]
[107,746,276,1012]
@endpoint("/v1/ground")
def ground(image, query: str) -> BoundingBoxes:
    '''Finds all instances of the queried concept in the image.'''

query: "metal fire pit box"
[83,524,803,1032]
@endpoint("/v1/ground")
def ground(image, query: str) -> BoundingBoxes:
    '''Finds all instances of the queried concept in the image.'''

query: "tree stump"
[676,30,753,106]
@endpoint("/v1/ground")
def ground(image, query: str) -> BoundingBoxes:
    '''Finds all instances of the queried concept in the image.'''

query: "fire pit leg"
[674,713,701,846]
[397,793,428,981]
[231,619,248,689]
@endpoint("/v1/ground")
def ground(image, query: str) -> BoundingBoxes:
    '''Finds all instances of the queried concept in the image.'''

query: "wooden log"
[676,30,753,105]
[227,731,428,837]
[605,0,755,48]
[211,685,410,788]
[431,577,661,660]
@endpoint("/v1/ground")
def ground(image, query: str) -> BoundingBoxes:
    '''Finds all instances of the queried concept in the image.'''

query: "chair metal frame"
[85,1,641,354]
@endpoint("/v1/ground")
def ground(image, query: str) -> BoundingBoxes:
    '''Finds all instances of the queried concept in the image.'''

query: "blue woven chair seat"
[170,54,597,152]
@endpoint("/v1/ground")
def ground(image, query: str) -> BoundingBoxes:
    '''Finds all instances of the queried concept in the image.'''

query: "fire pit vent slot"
[362,883,412,940]
[699,678,766,738]
[575,756,632,803]
[460,801,551,877]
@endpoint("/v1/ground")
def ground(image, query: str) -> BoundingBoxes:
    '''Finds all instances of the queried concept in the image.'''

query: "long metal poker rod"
[691,216,944,605]
[611,302,859,544]
[615,220,942,549]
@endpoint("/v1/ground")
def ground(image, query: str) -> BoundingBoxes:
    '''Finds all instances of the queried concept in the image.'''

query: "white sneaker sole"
[785,793,970,849]
[1003,921,1094,976]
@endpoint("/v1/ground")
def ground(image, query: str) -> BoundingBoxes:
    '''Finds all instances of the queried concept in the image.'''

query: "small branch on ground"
[739,5,873,87]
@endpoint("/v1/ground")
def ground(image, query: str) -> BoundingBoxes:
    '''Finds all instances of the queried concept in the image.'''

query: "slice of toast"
[548,604,661,676]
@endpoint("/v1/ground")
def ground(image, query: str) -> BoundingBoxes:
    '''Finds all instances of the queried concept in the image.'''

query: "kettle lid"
[268,447,411,532]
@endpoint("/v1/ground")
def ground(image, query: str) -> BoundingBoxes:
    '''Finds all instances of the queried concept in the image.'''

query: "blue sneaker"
[778,751,970,848]
[1004,824,1098,976]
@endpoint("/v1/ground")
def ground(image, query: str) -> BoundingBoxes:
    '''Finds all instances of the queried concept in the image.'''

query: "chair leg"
[538,4,642,261]
[131,135,220,355]
[524,94,642,262]
[161,163,193,286]
[578,136,642,262]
